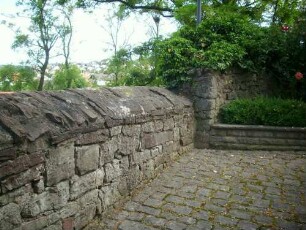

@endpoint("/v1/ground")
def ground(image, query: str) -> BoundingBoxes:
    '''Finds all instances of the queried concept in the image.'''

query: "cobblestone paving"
[90,149,306,230]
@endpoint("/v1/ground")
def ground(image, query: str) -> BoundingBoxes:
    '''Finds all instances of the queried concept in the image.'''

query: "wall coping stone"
[0,87,192,150]
[212,124,306,132]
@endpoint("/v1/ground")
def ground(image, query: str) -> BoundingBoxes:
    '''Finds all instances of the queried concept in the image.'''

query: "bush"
[219,97,306,127]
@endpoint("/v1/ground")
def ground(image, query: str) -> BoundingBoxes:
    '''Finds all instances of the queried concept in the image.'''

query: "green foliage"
[47,64,88,90]
[155,4,306,91]
[219,97,306,127]
[0,65,38,91]
[156,37,196,87]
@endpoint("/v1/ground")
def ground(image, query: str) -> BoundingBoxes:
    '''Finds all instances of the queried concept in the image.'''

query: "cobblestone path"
[88,149,306,230]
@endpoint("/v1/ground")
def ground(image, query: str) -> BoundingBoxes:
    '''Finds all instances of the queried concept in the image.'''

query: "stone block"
[0,183,33,208]
[58,201,79,219]
[45,142,75,186]
[142,133,157,149]
[99,183,121,211]
[100,137,118,166]
[164,118,174,131]
[110,126,122,136]
[1,164,44,193]
[74,204,96,230]
[75,129,109,145]
[126,165,143,191]
[151,145,162,157]
[32,176,45,194]
[0,152,44,179]
[75,145,99,175]
[21,182,69,217]
[131,150,150,165]
[154,120,164,131]
[62,217,74,230]
[194,99,215,112]
[0,203,22,229]
[163,141,174,154]
[155,131,173,144]
[120,156,130,175]
[70,171,100,200]
[45,221,62,230]
[21,213,60,230]
[118,136,139,155]
[143,160,155,179]
[173,127,180,141]
[142,122,155,133]
[105,160,121,183]
[122,125,141,137]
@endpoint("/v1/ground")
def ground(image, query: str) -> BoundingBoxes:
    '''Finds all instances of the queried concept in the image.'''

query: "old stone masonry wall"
[0,87,194,230]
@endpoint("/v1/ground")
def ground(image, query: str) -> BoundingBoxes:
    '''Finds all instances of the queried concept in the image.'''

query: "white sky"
[0,0,178,65]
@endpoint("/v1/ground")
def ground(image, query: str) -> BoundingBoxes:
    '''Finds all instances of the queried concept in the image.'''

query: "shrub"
[219,97,306,127]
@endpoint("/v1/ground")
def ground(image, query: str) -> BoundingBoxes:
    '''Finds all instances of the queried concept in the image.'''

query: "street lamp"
[196,0,202,26]
[153,15,160,39]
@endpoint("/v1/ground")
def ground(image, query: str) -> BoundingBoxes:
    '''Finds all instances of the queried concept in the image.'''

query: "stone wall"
[185,69,268,148]
[210,124,306,150]
[0,87,194,230]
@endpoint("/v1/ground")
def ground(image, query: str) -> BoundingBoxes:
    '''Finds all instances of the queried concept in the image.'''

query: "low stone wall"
[210,124,306,150]
[0,87,194,230]
[181,68,269,148]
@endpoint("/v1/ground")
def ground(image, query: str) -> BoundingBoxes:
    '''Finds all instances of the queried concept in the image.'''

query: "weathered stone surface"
[70,171,102,200]
[105,160,122,183]
[21,181,69,217]
[0,152,44,179]
[210,124,306,150]
[0,203,22,229]
[118,136,139,155]
[45,142,75,186]
[100,137,118,166]
[21,213,60,230]
[0,87,194,230]
[75,129,109,145]
[1,164,44,193]
[75,145,99,175]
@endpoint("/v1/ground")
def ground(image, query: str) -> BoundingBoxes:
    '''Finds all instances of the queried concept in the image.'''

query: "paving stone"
[192,210,209,220]
[92,149,306,230]
[144,215,167,228]
[143,198,164,208]
[228,209,251,220]
[215,215,238,227]
[194,220,213,229]
[253,215,274,225]
[166,221,187,230]
[237,220,259,230]
[165,195,185,204]
[137,205,161,216]
[126,212,145,221]
[163,203,193,215]
[178,216,197,225]
[118,220,157,230]
[204,203,226,213]
[214,191,231,200]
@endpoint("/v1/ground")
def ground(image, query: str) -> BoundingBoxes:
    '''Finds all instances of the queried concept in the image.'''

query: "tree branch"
[82,0,174,17]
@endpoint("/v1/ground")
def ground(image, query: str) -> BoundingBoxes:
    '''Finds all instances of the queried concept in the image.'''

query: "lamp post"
[196,0,202,26]
[153,15,160,39]
[152,15,161,80]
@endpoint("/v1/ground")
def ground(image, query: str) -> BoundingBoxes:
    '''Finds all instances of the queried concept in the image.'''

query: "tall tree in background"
[58,2,75,88]
[99,6,132,84]
[12,0,61,91]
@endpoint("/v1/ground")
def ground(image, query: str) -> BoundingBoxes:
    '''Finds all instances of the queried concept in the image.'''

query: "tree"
[48,64,89,90]
[0,65,38,91]
[12,0,62,91]
[58,0,174,17]
[58,2,76,88]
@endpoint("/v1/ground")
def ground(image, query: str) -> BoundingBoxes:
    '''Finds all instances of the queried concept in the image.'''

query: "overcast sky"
[0,0,177,65]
